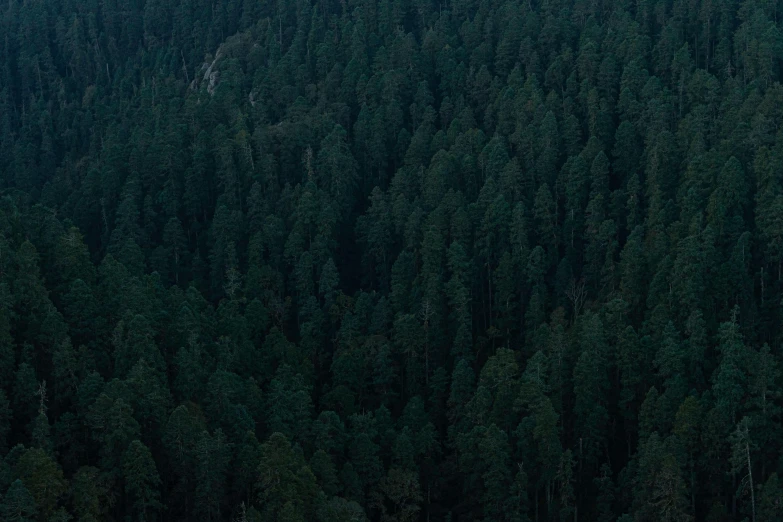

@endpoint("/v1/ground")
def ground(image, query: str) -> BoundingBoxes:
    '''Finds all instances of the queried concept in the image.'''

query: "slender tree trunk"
[547,481,552,514]
[732,473,736,516]
[690,464,696,514]
[487,264,492,327]
[425,342,429,385]
[535,487,539,522]
[746,437,755,522]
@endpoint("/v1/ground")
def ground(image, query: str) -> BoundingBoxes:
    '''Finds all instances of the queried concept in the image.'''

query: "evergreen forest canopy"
[0,0,783,519]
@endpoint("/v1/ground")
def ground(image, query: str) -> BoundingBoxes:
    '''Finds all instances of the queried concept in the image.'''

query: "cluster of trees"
[0,0,782,519]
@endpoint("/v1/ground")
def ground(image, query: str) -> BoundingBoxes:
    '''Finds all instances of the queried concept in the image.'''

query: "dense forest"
[0,0,781,519]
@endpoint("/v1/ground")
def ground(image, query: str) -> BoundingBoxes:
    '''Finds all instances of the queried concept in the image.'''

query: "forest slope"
[0,0,782,520]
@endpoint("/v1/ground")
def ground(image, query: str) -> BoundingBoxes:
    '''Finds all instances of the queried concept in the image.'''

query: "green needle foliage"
[0,0,781,519]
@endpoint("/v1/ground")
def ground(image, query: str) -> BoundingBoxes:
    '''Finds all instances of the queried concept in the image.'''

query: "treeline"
[0,0,782,520]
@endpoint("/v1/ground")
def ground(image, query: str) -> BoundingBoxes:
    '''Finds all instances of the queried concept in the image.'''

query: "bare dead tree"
[37,380,48,416]
[303,145,314,183]
[419,300,433,385]
[566,278,586,318]
[224,265,242,300]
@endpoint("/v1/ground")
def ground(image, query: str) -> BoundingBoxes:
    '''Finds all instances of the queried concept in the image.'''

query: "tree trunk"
[535,487,539,522]
[690,464,696,514]
[746,438,755,522]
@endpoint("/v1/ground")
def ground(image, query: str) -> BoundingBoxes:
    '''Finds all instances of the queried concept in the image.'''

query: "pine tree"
[573,314,609,470]
[194,429,231,521]
[71,466,113,522]
[0,480,37,522]
[13,447,67,519]
[257,432,319,521]
[123,440,162,521]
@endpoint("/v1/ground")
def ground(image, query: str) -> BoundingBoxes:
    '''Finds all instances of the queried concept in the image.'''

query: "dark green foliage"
[0,0,780,519]
[0,480,37,522]
[257,432,319,521]
[123,440,162,521]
